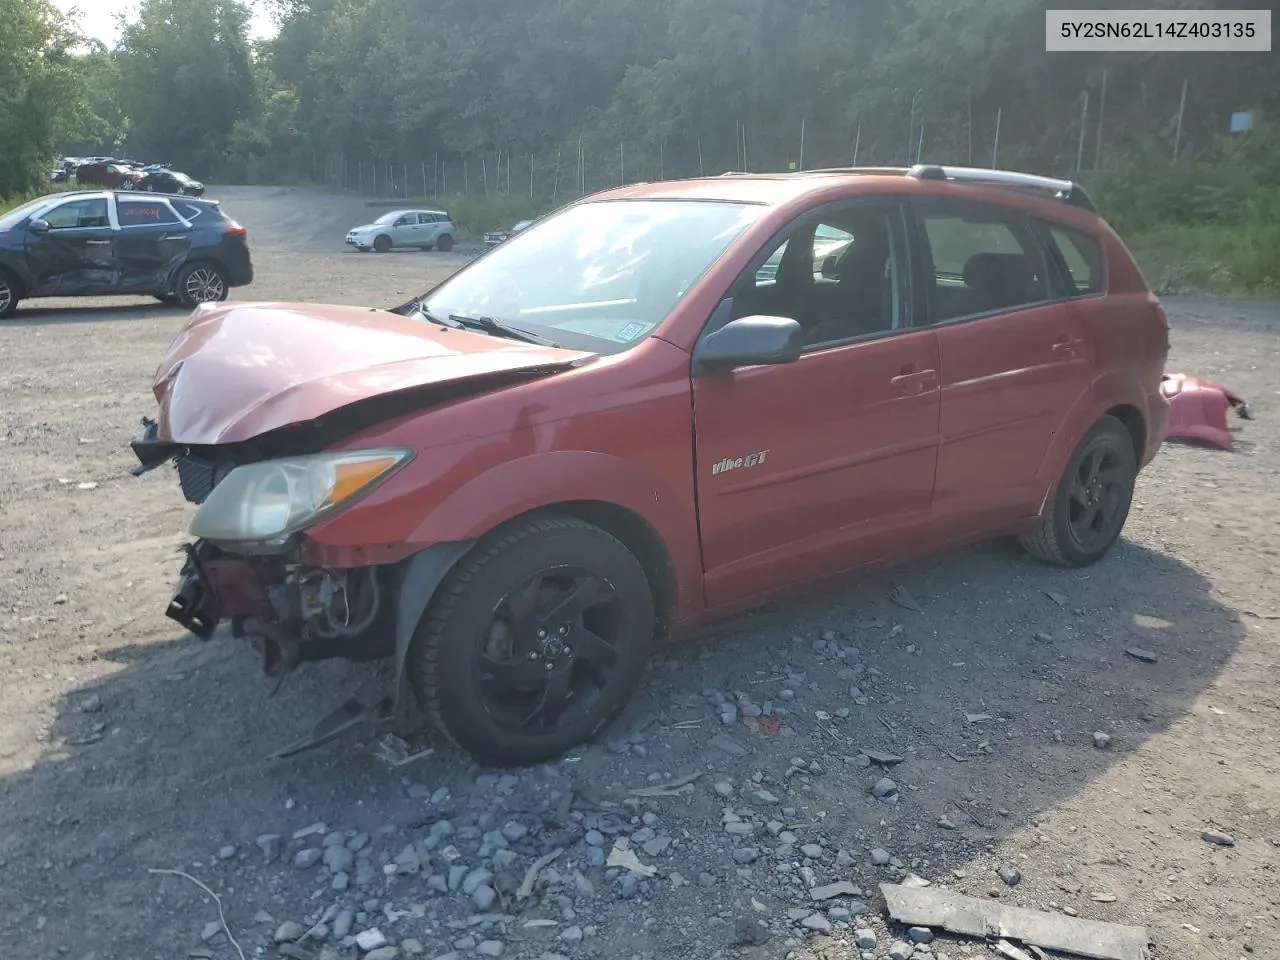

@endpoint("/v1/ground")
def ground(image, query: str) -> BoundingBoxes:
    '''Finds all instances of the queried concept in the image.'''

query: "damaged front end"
[134,417,414,756]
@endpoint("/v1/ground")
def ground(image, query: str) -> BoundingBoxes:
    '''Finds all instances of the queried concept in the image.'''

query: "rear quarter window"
[118,200,180,226]
[1043,223,1105,295]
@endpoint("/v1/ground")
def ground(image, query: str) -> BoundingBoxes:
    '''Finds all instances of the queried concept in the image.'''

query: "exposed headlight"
[189,448,412,550]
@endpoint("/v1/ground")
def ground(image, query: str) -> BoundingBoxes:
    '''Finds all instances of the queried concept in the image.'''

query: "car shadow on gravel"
[0,536,1244,957]
[5,301,189,326]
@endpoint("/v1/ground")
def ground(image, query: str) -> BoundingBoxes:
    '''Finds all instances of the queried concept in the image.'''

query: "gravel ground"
[0,187,1277,960]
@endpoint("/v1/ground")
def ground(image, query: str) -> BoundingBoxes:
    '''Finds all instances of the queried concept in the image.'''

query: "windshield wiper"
[447,313,559,347]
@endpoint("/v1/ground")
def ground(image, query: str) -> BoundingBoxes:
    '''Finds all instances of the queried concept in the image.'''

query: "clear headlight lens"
[189,448,412,548]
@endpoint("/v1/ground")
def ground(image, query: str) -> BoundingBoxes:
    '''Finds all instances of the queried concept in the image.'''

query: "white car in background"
[346,209,456,253]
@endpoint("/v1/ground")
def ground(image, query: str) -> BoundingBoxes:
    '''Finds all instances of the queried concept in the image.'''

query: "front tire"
[408,515,656,767]
[0,270,21,318]
[175,262,229,307]
[1020,415,1137,567]
[373,234,392,253]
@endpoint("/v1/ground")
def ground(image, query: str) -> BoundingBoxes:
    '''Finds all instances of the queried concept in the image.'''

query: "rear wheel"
[0,270,20,319]
[175,262,229,307]
[1020,415,1137,567]
[408,515,656,766]
[373,234,392,253]
[435,233,454,253]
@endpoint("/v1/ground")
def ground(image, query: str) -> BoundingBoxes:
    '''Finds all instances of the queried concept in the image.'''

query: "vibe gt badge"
[711,449,769,476]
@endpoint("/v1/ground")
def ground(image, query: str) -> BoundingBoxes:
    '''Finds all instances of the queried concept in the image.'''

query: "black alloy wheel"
[409,515,655,766]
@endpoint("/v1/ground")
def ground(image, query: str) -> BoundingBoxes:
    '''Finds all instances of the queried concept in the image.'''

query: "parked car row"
[52,157,206,196]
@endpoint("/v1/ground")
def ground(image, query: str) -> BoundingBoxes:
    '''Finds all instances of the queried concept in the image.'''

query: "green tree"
[0,0,85,198]
[114,0,257,175]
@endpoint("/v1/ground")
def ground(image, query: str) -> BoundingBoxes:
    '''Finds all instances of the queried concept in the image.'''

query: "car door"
[421,213,443,244]
[114,196,192,293]
[692,199,942,608]
[23,196,117,295]
[912,197,1093,526]
[388,214,417,247]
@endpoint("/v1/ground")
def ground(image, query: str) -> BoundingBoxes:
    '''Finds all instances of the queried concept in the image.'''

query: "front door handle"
[85,240,111,245]
[1052,336,1085,357]
[890,367,938,396]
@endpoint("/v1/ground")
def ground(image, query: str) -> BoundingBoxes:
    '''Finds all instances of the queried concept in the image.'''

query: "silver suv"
[345,209,456,253]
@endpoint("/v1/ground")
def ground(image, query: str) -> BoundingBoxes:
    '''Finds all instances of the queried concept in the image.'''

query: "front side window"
[730,203,911,347]
[421,199,766,353]
[918,206,1051,322]
[42,198,109,230]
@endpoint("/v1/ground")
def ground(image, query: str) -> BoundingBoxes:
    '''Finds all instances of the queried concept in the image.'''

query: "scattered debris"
[629,771,702,797]
[860,748,904,765]
[890,584,923,611]
[1201,829,1235,847]
[1091,893,1118,903]
[1044,590,1068,607]
[881,883,1150,960]
[516,848,563,899]
[995,939,1036,960]
[708,734,751,757]
[372,733,435,766]
[1094,731,1112,749]
[966,713,993,724]
[606,840,657,878]
[810,880,860,900]
[1124,647,1159,664]
[148,868,247,960]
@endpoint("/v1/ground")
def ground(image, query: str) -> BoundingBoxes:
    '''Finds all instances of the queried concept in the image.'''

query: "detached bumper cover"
[1160,373,1254,451]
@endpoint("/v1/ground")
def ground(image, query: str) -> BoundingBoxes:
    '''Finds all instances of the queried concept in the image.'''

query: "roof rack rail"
[906,164,1095,212]
[802,166,911,176]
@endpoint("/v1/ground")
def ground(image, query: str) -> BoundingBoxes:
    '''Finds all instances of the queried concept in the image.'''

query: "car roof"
[577,164,1098,216]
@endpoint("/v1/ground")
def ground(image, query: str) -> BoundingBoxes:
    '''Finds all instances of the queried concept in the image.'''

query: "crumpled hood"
[152,301,593,444]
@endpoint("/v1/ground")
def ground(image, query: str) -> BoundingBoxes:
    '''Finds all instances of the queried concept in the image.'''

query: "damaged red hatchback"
[131,165,1171,766]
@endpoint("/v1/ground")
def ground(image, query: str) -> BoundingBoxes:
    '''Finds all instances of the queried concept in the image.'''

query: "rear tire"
[435,234,454,253]
[175,262,229,307]
[373,234,392,253]
[408,515,656,767]
[1020,414,1137,568]
[0,269,20,318]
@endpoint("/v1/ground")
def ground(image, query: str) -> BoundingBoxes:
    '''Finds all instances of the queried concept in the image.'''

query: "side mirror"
[28,219,50,235]
[697,315,804,373]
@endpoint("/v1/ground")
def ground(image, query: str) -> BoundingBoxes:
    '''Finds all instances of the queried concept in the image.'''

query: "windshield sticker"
[614,321,647,342]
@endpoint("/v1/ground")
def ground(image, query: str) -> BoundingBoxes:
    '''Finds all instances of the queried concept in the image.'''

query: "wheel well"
[1105,404,1145,460]
[521,501,677,643]
[0,264,25,298]
[176,257,230,281]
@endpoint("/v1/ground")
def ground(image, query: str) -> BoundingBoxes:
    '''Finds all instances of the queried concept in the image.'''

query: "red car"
[75,161,140,189]
[130,165,1170,766]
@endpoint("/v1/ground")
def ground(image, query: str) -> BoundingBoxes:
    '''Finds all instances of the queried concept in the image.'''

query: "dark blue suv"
[0,190,253,318]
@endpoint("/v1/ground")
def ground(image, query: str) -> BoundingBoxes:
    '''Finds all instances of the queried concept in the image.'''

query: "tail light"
[225,221,247,239]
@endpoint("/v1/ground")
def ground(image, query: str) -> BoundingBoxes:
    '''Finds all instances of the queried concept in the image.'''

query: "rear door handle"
[85,240,111,245]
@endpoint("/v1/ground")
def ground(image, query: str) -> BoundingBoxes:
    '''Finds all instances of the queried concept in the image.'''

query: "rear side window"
[175,203,206,221]
[1043,223,1104,295]
[118,199,180,226]
[918,206,1052,322]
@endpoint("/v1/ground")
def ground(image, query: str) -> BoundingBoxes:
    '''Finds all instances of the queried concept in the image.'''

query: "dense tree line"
[5,0,1278,217]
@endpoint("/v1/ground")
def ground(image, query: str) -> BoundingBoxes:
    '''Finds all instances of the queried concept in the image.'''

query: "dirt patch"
[0,188,1276,960]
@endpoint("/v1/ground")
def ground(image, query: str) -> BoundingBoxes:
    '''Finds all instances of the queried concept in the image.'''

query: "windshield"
[0,198,53,231]
[422,199,764,353]
[373,212,402,225]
